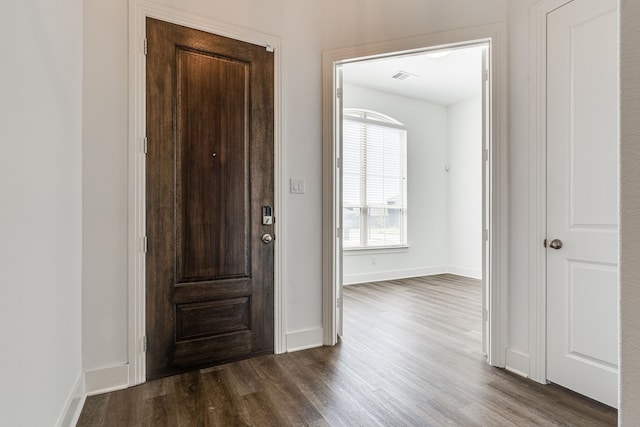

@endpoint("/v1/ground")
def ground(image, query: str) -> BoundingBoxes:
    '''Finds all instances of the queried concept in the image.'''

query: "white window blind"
[342,110,407,248]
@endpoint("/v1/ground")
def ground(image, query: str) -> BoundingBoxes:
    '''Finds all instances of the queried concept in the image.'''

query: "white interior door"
[546,0,618,408]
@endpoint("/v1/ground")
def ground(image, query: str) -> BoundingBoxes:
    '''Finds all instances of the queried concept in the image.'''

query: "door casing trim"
[528,0,575,385]
[128,0,285,386]
[321,22,509,368]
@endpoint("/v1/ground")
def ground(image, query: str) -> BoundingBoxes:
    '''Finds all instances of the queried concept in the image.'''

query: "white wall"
[320,0,507,48]
[620,0,640,421]
[83,0,129,371]
[342,85,449,284]
[82,0,506,374]
[0,1,84,425]
[447,96,482,278]
[505,0,538,371]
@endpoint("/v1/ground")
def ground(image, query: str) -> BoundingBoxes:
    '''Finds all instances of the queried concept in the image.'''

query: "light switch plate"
[290,178,305,194]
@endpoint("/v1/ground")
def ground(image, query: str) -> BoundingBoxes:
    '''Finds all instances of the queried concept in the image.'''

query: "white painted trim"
[322,23,508,368]
[128,1,286,387]
[286,328,324,352]
[505,348,531,378]
[85,364,130,396]
[528,0,574,385]
[56,372,85,427]
[344,266,448,285]
[322,47,338,346]
[447,266,483,280]
[488,23,509,369]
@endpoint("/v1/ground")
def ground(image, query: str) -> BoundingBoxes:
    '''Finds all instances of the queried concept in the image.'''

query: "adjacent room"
[339,45,489,374]
[341,45,485,286]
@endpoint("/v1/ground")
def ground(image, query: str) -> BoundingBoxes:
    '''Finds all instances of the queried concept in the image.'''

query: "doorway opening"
[322,25,508,368]
[339,44,487,350]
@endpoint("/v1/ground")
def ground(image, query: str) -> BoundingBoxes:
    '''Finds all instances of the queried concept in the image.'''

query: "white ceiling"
[342,45,485,106]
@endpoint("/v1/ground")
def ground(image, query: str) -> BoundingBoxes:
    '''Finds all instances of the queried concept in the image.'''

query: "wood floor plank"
[100,385,143,426]
[459,401,519,426]
[274,349,382,426]
[239,391,288,427]
[142,375,174,400]
[77,274,617,426]
[142,394,178,427]
[249,356,325,425]
[225,359,262,396]
[200,366,252,426]
[173,371,203,426]
[76,393,110,427]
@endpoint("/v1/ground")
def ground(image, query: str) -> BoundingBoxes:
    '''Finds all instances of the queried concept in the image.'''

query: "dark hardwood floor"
[77,274,617,426]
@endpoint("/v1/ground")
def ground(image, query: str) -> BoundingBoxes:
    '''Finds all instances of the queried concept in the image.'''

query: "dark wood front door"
[145,18,274,380]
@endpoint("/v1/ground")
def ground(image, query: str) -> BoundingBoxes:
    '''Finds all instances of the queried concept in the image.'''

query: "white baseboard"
[56,371,85,427]
[344,266,448,285]
[85,364,130,396]
[505,348,530,378]
[447,266,482,280]
[286,327,323,352]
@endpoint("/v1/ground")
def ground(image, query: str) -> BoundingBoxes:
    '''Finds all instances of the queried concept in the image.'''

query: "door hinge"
[483,229,489,241]
[482,148,489,162]
[142,335,147,353]
[337,297,343,308]
[143,137,148,154]
[337,227,342,238]
[337,157,342,168]
[483,69,488,82]
[142,235,148,253]
[337,88,343,99]
[543,238,547,248]
[143,38,148,56]
[482,309,488,321]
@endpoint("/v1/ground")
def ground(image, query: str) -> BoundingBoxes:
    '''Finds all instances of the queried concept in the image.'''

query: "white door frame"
[529,0,575,385]
[321,23,509,367]
[528,0,569,385]
[127,0,286,386]
[528,0,621,385]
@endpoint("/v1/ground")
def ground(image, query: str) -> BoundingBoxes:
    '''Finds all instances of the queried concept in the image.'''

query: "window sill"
[343,245,409,255]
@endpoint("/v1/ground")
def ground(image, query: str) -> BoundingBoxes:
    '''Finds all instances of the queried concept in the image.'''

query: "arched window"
[342,109,408,248]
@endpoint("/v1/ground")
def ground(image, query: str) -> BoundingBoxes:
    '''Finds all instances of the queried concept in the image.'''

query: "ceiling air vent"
[391,70,417,81]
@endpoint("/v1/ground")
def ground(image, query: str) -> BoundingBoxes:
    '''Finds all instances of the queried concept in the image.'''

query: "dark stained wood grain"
[173,371,203,426]
[100,383,143,426]
[175,47,250,281]
[76,393,109,426]
[79,274,617,426]
[145,18,274,380]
